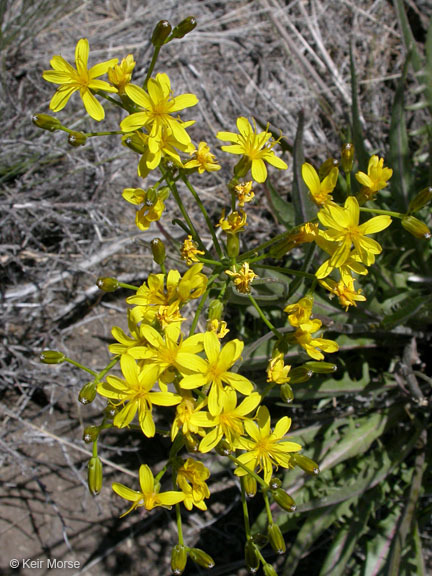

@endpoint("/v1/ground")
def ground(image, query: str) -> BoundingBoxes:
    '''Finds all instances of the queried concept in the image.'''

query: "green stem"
[175,503,184,546]
[359,207,404,219]
[228,454,268,490]
[240,478,251,538]
[118,281,139,291]
[346,172,351,196]
[287,242,316,299]
[263,489,273,524]
[144,46,162,90]
[248,293,282,338]
[240,230,292,261]
[189,273,220,336]
[64,358,98,377]
[180,172,223,258]
[97,355,121,382]
[252,262,316,280]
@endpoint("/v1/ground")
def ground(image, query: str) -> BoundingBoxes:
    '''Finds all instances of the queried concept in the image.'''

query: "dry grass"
[1,1,430,574]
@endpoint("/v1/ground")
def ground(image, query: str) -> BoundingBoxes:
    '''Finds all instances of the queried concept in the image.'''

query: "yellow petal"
[81,89,105,121]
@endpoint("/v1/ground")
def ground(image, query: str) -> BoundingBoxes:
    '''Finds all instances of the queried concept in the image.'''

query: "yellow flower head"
[207,318,230,339]
[267,352,291,385]
[217,117,287,183]
[171,393,207,443]
[181,235,205,265]
[108,54,135,94]
[112,464,184,517]
[225,262,258,294]
[217,209,247,234]
[122,187,166,231]
[184,141,221,173]
[235,181,255,207]
[293,319,339,361]
[284,296,314,327]
[42,38,118,121]
[120,73,198,145]
[319,275,366,311]
[355,155,393,201]
[235,406,302,484]
[176,458,211,511]
[302,162,338,206]
[317,196,392,269]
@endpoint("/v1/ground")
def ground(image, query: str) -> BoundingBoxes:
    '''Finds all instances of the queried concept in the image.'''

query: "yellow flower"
[317,197,392,269]
[190,389,262,452]
[319,274,366,311]
[235,181,255,207]
[176,458,211,511]
[184,141,221,173]
[292,319,339,361]
[235,406,302,484]
[314,234,371,279]
[355,155,393,201]
[112,464,184,517]
[108,54,135,94]
[122,187,166,231]
[217,117,287,183]
[171,393,207,443]
[225,262,258,294]
[120,73,198,145]
[217,210,247,234]
[181,235,205,265]
[42,38,118,121]
[284,296,314,327]
[180,331,253,416]
[302,162,338,206]
[266,353,291,385]
[207,318,230,339]
[97,354,181,437]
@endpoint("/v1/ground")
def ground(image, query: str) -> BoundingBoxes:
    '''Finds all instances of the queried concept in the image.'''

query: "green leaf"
[349,45,369,169]
[363,503,404,576]
[380,293,432,329]
[266,177,295,229]
[292,110,317,224]
[388,54,412,211]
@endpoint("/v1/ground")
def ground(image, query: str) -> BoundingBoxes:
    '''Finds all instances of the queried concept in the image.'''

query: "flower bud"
[39,350,66,364]
[208,299,224,321]
[280,382,294,403]
[151,20,172,46]
[83,425,99,443]
[88,456,103,495]
[67,131,87,147]
[32,113,62,131]
[243,474,257,498]
[319,157,339,180]
[234,156,252,179]
[185,434,199,453]
[172,16,197,39]
[215,439,231,456]
[341,143,355,173]
[96,277,120,292]
[79,381,97,404]
[305,361,337,374]
[251,533,268,548]
[271,488,296,512]
[263,564,278,576]
[289,365,313,384]
[291,453,320,475]
[104,404,118,419]
[244,540,260,573]
[226,234,240,258]
[171,544,187,575]
[123,133,146,153]
[267,523,286,555]
[269,477,281,491]
[150,238,166,265]
[188,548,215,569]
[408,186,432,213]
[401,216,431,239]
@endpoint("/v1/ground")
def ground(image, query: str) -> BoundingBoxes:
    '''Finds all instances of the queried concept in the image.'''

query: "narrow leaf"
[292,110,317,224]
[349,45,369,169]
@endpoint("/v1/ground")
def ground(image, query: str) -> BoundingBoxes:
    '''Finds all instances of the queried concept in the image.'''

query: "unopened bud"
[172,16,197,39]
[280,382,294,403]
[188,548,215,569]
[104,404,118,419]
[83,425,99,443]
[272,488,296,512]
[267,523,286,555]
[251,533,268,548]
[269,477,281,491]
[151,20,172,46]
[401,216,431,239]
[150,238,166,265]
[305,361,337,374]
[289,365,313,384]
[234,156,252,179]
[263,564,278,576]
[226,234,240,258]
[123,133,146,153]
[32,113,62,131]
[291,453,320,475]
[79,381,97,404]
[208,299,224,321]
[88,456,103,495]
[67,131,87,147]
[244,540,260,573]
[408,186,432,213]
[171,544,187,575]
[341,143,355,173]
[185,434,199,453]
[39,350,65,364]
[96,277,120,292]
[243,475,257,498]
[319,157,339,179]
[215,439,231,456]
